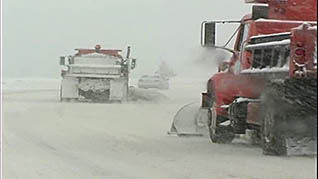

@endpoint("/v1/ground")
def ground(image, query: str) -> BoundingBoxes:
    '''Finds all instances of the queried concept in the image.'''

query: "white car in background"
[138,74,169,90]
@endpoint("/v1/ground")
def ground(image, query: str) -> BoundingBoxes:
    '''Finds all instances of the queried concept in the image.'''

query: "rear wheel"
[260,79,317,156]
[261,107,287,155]
[260,80,288,155]
[208,105,235,144]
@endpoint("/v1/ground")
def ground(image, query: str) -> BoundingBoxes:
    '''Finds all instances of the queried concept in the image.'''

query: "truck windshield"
[237,24,250,51]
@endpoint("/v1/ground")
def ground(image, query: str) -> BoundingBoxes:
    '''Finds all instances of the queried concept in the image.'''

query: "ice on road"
[2,78,317,179]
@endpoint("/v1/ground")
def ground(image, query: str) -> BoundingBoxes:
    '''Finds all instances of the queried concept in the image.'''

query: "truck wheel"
[261,108,287,156]
[261,79,317,156]
[208,105,235,144]
[260,80,287,156]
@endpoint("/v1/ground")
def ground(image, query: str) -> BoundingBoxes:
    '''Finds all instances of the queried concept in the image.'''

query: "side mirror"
[201,22,216,47]
[126,46,131,59]
[60,56,65,65]
[131,59,137,70]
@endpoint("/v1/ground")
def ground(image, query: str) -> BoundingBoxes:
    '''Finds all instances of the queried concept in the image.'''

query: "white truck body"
[60,46,135,102]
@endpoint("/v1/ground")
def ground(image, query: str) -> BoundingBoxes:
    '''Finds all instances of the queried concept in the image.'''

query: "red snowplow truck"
[170,0,317,156]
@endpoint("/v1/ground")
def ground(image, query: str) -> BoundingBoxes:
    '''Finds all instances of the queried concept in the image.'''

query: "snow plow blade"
[168,102,209,137]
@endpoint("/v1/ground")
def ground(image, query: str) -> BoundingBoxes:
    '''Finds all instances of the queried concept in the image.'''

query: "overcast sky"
[3,0,252,79]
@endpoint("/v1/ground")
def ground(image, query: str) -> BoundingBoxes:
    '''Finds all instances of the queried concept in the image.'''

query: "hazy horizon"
[3,0,252,79]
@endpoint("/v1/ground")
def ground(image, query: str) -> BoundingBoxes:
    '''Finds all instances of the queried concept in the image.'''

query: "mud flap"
[110,78,128,101]
[168,102,209,136]
[61,77,79,99]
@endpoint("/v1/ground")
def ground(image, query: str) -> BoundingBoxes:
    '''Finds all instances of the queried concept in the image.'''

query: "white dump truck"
[59,45,136,102]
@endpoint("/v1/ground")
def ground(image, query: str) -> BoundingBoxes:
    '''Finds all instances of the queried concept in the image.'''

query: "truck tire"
[208,105,235,144]
[260,79,317,156]
[261,107,287,155]
[260,80,288,155]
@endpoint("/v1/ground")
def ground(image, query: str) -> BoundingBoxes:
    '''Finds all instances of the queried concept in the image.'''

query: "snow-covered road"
[2,78,317,179]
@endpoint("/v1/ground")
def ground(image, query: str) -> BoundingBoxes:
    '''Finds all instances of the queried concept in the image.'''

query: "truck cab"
[203,0,317,116]
[200,0,317,155]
